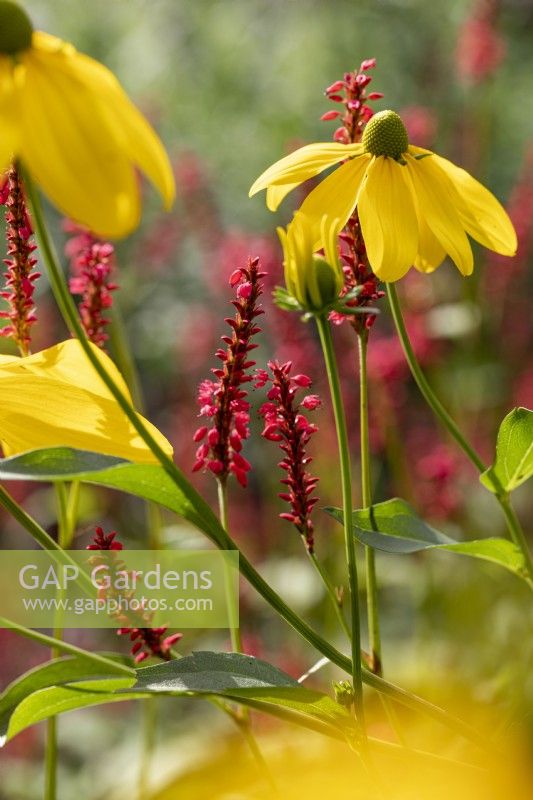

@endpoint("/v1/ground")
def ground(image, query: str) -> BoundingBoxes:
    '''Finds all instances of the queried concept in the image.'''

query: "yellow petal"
[266,183,299,212]
[249,142,363,201]
[0,57,18,172]
[414,215,446,273]
[357,157,418,282]
[298,155,370,249]
[19,48,140,238]
[36,31,175,212]
[430,151,517,256]
[0,340,172,463]
[405,153,473,276]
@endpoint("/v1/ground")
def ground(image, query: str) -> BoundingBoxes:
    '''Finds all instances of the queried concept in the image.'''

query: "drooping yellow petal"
[414,215,446,273]
[428,150,517,256]
[0,340,173,464]
[18,48,140,238]
[34,31,175,212]
[405,153,473,276]
[298,155,370,249]
[357,157,418,282]
[249,142,363,201]
[0,339,133,404]
[267,183,299,212]
[0,56,17,171]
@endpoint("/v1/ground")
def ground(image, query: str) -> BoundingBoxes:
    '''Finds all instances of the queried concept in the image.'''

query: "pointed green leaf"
[0,654,132,743]
[0,447,212,534]
[3,678,140,744]
[480,408,533,493]
[325,498,527,579]
[1,652,351,744]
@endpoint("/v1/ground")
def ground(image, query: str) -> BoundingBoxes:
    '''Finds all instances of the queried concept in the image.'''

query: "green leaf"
[1,652,351,744]
[325,498,527,579]
[131,652,352,734]
[0,655,132,739]
[0,447,210,533]
[3,679,140,744]
[480,408,533,493]
[132,651,300,693]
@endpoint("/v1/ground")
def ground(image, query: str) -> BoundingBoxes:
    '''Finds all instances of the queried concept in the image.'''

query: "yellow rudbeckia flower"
[0,1,175,238]
[250,109,517,282]
[0,339,173,464]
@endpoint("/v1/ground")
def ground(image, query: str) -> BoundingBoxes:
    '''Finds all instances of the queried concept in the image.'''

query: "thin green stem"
[387,283,533,581]
[0,617,135,675]
[216,480,277,791]
[358,332,382,676]
[23,173,489,746]
[308,550,352,641]
[138,697,158,800]
[44,717,57,800]
[217,479,242,654]
[315,315,365,731]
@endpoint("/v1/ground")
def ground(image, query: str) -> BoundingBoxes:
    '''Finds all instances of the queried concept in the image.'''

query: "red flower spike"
[258,362,321,553]
[88,526,183,663]
[64,221,118,350]
[193,257,264,486]
[321,59,385,331]
[0,166,40,356]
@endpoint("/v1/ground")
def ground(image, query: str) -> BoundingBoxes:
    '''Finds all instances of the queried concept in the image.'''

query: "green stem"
[387,283,533,581]
[44,717,57,800]
[315,315,365,730]
[308,550,352,641]
[23,173,488,746]
[358,332,382,676]
[138,697,158,800]
[0,617,135,675]
[217,479,242,654]
[216,480,277,791]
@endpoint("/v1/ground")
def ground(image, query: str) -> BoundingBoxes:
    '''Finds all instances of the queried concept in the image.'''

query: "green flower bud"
[278,213,344,315]
[334,680,355,708]
[0,1,33,54]
[362,109,408,160]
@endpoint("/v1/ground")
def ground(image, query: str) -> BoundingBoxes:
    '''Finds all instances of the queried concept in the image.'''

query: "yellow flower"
[250,110,517,282]
[0,1,175,238]
[278,212,344,311]
[0,339,173,464]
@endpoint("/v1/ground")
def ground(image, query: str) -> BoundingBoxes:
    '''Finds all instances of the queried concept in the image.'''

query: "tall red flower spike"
[256,361,321,553]
[193,256,265,488]
[321,59,385,332]
[64,221,118,349]
[87,526,182,664]
[0,166,40,355]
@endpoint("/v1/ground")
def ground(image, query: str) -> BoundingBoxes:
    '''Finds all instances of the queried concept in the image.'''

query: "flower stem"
[216,480,277,791]
[315,315,365,731]
[23,173,489,745]
[357,331,382,676]
[386,283,533,581]
[308,550,352,641]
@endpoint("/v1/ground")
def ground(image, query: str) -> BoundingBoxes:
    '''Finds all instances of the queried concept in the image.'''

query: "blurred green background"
[0,1,532,798]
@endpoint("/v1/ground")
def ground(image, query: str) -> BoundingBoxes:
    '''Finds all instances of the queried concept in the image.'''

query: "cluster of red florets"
[321,60,385,332]
[193,257,265,487]
[64,222,118,349]
[87,526,182,664]
[321,58,382,144]
[0,167,40,355]
[256,362,320,553]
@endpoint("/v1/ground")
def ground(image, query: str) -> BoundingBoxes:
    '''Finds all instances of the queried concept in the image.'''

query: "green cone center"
[362,110,409,159]
[0,1,33,54]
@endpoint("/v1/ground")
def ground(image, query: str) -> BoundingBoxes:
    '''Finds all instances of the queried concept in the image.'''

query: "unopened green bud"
[334,680,355,708]
[0,1,33,54]
[362,110,408,160]
[305,254,339,311]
